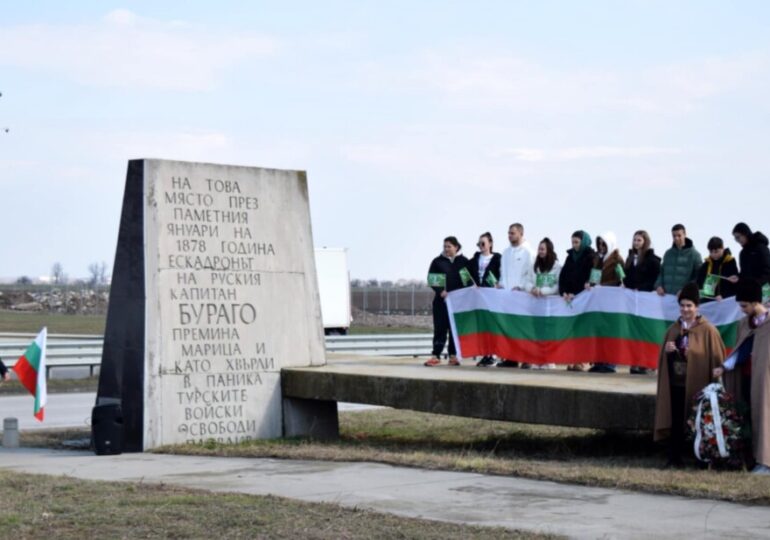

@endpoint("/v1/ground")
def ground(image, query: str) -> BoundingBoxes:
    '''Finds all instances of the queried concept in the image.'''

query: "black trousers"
[669,385,686,461]
[432,297,456,357]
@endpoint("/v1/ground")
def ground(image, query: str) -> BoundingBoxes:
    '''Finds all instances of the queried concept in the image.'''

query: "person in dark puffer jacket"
[424,236,471,367]
[696,237,738,302]
[559,230,595,298]
[559,230,595,372]
[624,230,662,375]
[623,230,661,293]
[655,224,702,296]
[733,222,770,286]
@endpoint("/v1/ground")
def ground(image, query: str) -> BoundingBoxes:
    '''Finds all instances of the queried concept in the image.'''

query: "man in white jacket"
[496,223,535,368]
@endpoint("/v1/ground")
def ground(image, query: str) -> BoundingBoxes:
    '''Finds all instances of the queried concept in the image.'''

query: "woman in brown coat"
[714,279,770,474]
[588,232,625,373]
[654,283,726,467]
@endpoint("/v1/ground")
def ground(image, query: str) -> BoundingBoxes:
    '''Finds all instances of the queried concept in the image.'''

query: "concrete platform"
[282,354,657,431]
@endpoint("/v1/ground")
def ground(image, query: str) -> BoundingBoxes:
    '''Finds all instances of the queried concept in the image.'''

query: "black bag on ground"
[91,403,124,456]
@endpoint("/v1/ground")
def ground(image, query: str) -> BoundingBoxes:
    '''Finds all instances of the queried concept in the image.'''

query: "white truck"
[314,247,352,335]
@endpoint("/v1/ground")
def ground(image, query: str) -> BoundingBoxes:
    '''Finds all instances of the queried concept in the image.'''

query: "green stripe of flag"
[454,310,739,347]
[23,341,42,371]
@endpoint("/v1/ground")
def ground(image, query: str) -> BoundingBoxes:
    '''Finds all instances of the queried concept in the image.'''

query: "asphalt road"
[0,392,94,430]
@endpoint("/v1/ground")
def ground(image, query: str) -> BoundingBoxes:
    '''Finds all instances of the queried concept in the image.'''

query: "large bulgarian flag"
[446,287,743,369]
[12,327,48,421]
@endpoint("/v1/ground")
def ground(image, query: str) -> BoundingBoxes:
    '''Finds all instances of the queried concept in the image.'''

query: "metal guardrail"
[0,334,435,377]
[0,332,102,341]
[0,335,105,377]
[325,334,432,356]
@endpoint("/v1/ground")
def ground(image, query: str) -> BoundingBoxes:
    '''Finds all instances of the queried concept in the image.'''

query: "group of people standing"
[426,221,770,370]
[425,222,770,473]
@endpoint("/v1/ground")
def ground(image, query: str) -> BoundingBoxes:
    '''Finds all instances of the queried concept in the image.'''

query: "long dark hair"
[626,230,651,268]
[534,237,557,273]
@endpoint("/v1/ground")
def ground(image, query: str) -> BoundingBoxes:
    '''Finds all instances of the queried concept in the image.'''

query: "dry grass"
[0,470,550,539]
[19,428,92,449]
[0,310,420,336]
[159,409,770,506]
[0,310,105,334]
[0,377,98,396]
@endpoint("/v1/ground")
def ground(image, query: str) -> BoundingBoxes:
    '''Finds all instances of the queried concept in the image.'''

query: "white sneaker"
[751,464,770,475]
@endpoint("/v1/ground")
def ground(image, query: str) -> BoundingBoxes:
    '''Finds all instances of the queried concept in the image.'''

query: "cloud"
[494,146,681,162]
[359,48,770,116]
[0,9,278,90]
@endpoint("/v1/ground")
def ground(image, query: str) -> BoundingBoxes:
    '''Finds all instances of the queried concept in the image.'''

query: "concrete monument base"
[282,354,657,431]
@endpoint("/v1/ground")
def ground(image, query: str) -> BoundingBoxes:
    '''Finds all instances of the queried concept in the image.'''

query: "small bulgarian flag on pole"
[12,327,48,421]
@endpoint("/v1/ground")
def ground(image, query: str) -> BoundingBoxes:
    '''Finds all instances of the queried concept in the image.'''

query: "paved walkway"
[1,448,768,539]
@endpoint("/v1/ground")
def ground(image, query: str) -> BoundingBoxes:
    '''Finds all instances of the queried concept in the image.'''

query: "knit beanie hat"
[733,222,752,238]
[678,282,700,305]
[736,278,763,303]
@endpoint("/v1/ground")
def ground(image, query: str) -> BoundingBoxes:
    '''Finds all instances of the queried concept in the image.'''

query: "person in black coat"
[733,222,770,286]
[623,230,661,292]
[622,230,661,374]
[467,232,502,367]
[560,230,595,372]
[559,230,596,299]
[696,237,738,302]
[0,359,9,383]
[424,236,471,367]
[467,232,502,289]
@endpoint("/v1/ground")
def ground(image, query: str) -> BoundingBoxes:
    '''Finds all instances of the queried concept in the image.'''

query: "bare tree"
[87,261,109,287]
[51,262,66,285]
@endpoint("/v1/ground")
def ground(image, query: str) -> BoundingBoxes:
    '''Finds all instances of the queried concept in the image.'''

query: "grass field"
[0,377,98,396]
[0,310,105,334]
[0,310,424,336]
[0,470,550,539]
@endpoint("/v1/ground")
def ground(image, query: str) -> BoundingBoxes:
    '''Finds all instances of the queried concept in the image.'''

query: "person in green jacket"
[655,224,703,296]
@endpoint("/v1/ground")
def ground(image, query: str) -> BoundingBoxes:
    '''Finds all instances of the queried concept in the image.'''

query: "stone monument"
[94,159,326,451]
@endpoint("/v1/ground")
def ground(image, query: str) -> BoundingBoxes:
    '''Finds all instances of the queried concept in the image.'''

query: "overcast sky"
[2,1,770,282]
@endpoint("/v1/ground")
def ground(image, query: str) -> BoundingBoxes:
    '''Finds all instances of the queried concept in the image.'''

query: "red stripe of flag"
[458,333,662,369]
